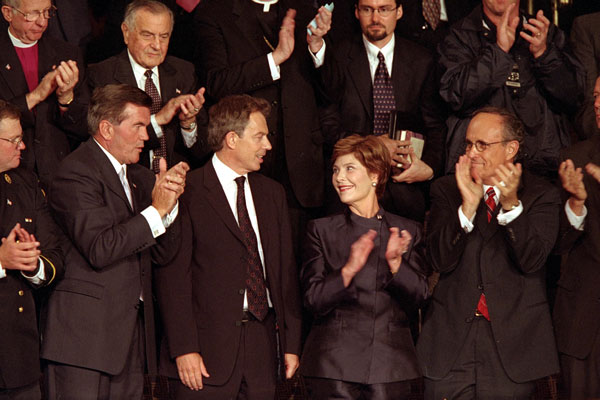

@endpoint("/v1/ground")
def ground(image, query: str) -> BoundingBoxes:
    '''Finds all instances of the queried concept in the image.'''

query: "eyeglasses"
[11,5,57,22]
[0,135,24,147]
[464,139,510,152]
[356,5,398,17]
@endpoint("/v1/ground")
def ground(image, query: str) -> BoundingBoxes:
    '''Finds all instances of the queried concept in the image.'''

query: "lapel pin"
[175,88,181,94]
[5,64,10,70]
[25,218,32,223]
[132,183,137,188]
[6,198,12,206]
[4,173,11,184]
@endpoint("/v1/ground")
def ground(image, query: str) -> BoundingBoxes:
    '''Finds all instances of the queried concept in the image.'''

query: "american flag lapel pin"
[6,198,12,206]
[175,88,181,94]
[5,64,10,70]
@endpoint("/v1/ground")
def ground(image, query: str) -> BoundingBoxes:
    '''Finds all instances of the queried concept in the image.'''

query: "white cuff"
[181,126,198,148]
[151,114,163,138]
[497,201,523,225]
[142,206,166,238]
[267,53,281,81]
[309,41,326,68]
[21,258,46,285]
[565,201,586,231]
[458,206,475,233]
[0,264,5,279]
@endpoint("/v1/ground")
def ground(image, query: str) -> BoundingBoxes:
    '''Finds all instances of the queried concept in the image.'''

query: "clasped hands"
[455,155,522,220]
[0,223,41,273]
[341,227,412,288]
[377,136,433,184]
[151,158,189,217]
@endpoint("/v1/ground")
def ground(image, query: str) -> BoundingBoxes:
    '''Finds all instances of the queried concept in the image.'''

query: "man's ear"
[1,6,13,24]
[224,131,238,150]
[121,22,130,45]
[506,140,519,159]
[98,120,114,141]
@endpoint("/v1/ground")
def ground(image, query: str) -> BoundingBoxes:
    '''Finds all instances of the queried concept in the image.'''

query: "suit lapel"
[349,38,373,121]
[0,32,29,99]
[391,38,411,112]
[112,51,138,86]
[203,163,247,246]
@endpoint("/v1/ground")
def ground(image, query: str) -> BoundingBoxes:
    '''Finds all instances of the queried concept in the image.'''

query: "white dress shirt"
[458,185,523,232]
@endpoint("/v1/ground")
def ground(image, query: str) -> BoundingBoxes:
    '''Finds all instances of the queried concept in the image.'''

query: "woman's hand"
[385,227,412,274]
[341,229,376,287]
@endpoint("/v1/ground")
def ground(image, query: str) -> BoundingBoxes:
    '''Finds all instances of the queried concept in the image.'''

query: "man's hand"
[284,353,299,379]
[491,162,521,211]
[520,10,550,58]
[178,88,206,128]
[273,9,296,65]
[497,3,519,53]
[586,162,600,183]
[455,155,483,219]
[176,352,210,391]
[385,227,411,274]
[559,159,587,216]
[307,6,332,54]
[55,60,79,106]
[26,69,58,110]
[152,159,189,217]
[391,146,433,184]
[341,229,376,287]
[0,223,40,272]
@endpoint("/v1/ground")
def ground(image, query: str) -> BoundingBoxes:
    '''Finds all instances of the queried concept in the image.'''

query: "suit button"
[272,100,278,106]
[477,284,484,290]
[18,290,24,296]
[18,307,24,313]
[235,321,242,327]
[238,289,245,295]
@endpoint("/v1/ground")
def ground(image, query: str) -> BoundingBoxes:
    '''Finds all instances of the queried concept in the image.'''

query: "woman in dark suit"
[300,135,430,399]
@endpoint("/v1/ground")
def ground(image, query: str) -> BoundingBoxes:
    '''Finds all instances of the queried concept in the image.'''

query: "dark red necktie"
[235,176,268,320]
[372,52,396,136]
[176,0,200,12]
[422,0,441,30]
[477,187,496,321]
[144,69,167,173]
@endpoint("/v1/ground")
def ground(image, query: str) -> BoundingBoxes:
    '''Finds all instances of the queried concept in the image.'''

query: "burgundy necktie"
[372,52,396,136]
[235,176,268,320]
[477,187,496,321]
[422,0,441,30]
[176,0,200,12]
[144,69,167,173]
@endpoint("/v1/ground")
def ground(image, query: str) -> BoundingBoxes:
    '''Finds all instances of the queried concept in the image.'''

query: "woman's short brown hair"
[332,135,391,198]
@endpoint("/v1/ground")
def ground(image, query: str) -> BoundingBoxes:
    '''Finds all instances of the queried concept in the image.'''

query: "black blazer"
[0,168,65,389]
[553,135,600,359]
[155,160,302,384]
[300,210,429,384]
[417,172,561,382]
[0,30,89,189]
[88,51,210,169]
[194,0,324,208]
[41,139,180,375]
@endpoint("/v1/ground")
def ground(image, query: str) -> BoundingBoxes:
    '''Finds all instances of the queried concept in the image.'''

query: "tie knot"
[486,187,495,199]
[235,176,246,188]
[377,51,385,63]
[144,69,153,79]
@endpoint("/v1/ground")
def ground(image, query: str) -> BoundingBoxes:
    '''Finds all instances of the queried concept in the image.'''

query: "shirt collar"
[212,153,247,186]
[93,138,127,176]
[127,50,159,81]
[8,27,37,48]
[362,33,395,60]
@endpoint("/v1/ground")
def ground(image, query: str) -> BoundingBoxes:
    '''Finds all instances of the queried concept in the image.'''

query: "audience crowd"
[0,0,599,399]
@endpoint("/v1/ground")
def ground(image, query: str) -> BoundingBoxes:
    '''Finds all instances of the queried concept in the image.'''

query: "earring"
[371,182,377,187]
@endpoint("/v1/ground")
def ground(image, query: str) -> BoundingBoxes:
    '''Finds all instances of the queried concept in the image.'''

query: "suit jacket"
[570,12,600,140]
[194,0,324,208]
[0,30,89,189]
[417,172,560,382]
[41,139,180,375]
[317,34,446,221]
[300,210,429,384]
[155,161,302,384]
[553,135,600,359]
[88,51,210,169]
[0,168,64,389]
[46,0,92,49]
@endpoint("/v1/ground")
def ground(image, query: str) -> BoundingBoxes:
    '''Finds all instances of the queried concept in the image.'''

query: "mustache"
[368,23,385,29]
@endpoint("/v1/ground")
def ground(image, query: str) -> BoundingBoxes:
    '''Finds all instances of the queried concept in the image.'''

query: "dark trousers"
[560,327,600,399]
[0,381,41,400]
[44,313,145,400]
[175,310,278,400]
[424,317,536,400]
[304,377,412,400]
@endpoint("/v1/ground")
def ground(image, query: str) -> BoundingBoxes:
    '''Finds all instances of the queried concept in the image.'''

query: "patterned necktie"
[235,176,268,320]
[422,0,441,30]
[372,52,396,136]
[144,69,167,173]
[485,187,496,223]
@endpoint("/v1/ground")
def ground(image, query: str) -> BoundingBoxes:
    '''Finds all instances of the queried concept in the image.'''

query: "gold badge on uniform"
[25,218,32,223]
[4,173,11,184]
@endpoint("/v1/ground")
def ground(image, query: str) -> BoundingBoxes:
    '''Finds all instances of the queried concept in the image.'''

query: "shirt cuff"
[142,206,167,238]
[565,201,587,231]
[0,264,5,279]
[497,201,523,225]
[458,206,475,233]
[151,114,163,138]
[21,257,46,285]
[181,126,198,148]
[309,41,326,68]
[267,53,281,81]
